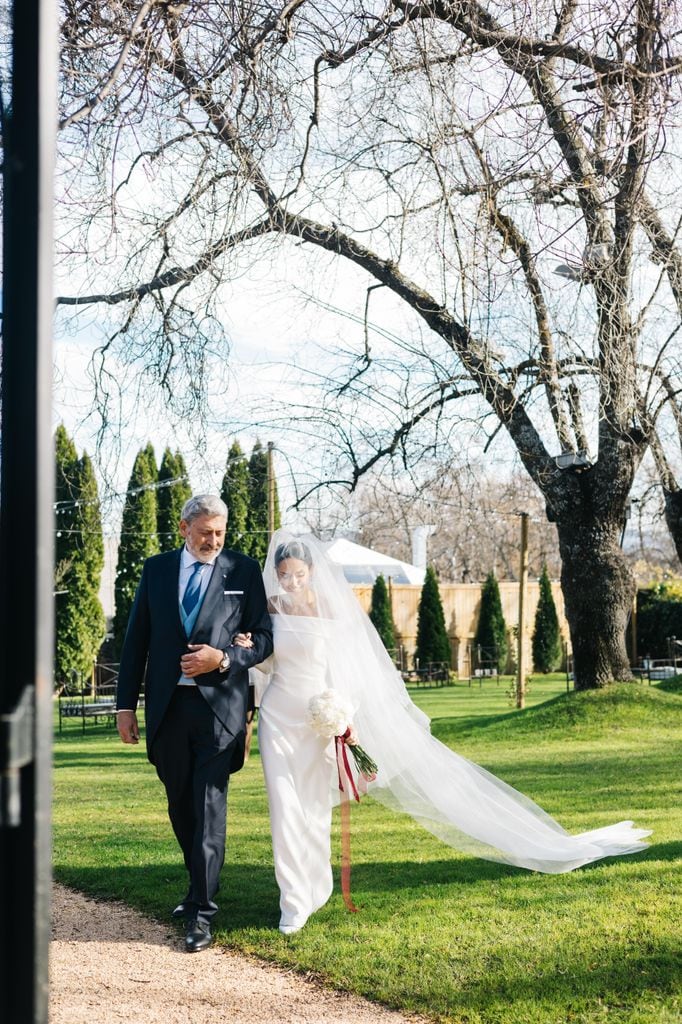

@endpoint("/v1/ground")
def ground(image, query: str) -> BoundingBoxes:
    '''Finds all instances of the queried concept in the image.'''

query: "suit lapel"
[190,550,235,641]
[164,548,185,639]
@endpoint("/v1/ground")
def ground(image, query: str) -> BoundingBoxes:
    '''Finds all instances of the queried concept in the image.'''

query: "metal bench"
[58,694,117,732]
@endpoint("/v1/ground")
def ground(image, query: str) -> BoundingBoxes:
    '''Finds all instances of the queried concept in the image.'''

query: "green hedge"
[637,584,682,659]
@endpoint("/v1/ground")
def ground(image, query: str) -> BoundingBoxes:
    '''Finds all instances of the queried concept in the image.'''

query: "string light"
[54,474,191,511]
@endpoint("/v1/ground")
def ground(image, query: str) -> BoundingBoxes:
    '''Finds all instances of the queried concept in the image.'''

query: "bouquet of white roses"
[307,690,378,780]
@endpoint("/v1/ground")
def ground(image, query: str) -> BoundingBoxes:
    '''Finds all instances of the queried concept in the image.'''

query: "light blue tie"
[182,561,204,636]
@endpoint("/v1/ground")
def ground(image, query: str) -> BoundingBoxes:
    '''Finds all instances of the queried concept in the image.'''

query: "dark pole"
[0,1,57,1022]
[515,512,529,709]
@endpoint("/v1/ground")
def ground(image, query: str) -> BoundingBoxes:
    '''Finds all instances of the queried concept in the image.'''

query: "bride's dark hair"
[274,539,313,568]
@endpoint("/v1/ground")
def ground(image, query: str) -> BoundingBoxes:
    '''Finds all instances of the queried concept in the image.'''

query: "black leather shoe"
[185,918,212,953]
[171,898,192,920]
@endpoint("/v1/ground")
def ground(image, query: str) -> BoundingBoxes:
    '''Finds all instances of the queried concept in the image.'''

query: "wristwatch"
[218,650,231,673]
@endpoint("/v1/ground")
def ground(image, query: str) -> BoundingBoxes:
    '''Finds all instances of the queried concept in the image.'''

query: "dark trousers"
[151,687,237,924]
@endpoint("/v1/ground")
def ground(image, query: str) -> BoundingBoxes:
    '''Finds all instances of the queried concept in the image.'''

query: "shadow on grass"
[52,855,538,942]
[56,834,679,938]
[52,862,522,957]
[53,756,150,773]
[54,861,281,936]
[54,857,679,1024]
[638,839,682,862]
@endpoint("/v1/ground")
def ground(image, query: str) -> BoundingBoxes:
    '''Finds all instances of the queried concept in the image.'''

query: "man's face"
[179,514,226,562]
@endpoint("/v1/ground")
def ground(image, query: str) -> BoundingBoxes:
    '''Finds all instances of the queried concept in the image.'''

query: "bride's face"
[276,557,312,595]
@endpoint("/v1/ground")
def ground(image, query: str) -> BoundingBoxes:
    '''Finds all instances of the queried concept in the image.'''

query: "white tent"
[323,537,425,585]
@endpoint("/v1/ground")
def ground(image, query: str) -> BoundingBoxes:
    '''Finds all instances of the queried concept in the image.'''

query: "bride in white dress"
[255,550,337,934]
[241,531,651,936]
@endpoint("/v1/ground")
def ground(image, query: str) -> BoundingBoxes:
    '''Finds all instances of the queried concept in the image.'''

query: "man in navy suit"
[116,494,272,952]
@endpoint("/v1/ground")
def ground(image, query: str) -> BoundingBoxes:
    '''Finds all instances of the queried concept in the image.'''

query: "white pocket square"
[223,590,244,595]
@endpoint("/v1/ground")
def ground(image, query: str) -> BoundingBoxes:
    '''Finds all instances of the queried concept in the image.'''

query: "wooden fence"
[352,579,568,674]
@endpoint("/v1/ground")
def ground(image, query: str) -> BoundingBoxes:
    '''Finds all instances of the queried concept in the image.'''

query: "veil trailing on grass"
[262,530,651,874]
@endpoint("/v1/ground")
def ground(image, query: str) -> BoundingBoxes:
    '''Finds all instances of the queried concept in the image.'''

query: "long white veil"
[262,530,651,874]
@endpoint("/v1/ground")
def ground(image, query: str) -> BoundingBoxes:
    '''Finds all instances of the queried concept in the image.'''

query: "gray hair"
[181,494,228,523]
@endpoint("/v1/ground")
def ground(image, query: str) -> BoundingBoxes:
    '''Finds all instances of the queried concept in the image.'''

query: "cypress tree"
[247,441,281,565]
[415,566,451,669]
[532,564,562,673]
[221,440,250,553]
[369,574,396,650]
[54,427,106,686]
[75,451,106,667]
[474,571,508,671]
[157,447,191,551]
[54,424,81,685]
[143,441,158,481]
[55,424,80,570]
[75,452,105,590]
[113,445,160,654]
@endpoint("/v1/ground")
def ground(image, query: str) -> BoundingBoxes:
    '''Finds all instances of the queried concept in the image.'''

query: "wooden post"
[516,513,530,709]
[266,441,275,541]
[630,592,638,667]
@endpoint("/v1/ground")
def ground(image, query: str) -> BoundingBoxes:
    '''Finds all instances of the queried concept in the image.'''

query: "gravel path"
[50,884,426,1024]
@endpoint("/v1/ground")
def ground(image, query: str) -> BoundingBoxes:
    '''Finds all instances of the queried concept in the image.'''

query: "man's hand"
[181,643,223,677]
[117,710,140,745]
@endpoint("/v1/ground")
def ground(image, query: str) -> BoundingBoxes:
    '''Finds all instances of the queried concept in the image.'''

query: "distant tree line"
[53,426,572,681]
[55,428,282,673]
[113,438,281,654]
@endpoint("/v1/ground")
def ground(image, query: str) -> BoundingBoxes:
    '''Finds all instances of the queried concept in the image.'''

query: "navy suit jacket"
[116,546,273,768]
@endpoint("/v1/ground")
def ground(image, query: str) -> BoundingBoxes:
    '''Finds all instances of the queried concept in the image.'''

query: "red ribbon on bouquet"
[335,731,360,913]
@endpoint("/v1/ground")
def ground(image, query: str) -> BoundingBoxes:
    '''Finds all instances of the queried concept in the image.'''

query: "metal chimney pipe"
[410,525,436,569]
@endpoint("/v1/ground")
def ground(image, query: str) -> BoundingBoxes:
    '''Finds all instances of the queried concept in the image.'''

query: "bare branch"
[59,0,158,131]
[56,218,274,305]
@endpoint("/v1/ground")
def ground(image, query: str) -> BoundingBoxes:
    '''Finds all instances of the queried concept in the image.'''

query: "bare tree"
[637,196,682,563]
[55,1,682,688]
[649,418,682,564]
[329,465,562,583]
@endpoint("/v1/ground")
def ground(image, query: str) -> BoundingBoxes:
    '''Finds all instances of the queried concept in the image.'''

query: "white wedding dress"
[255,530,651,935]
[258,614,337,932]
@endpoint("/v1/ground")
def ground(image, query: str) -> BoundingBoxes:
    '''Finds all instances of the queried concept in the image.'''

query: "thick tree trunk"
[663,488,682,565]
[556,515,635,689]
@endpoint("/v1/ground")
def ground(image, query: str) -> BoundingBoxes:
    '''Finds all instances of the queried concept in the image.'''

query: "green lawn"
[53,675,682,1024]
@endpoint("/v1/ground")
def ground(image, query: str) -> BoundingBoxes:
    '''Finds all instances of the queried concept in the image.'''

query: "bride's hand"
[232,632,254,648]
[343,725,358,746]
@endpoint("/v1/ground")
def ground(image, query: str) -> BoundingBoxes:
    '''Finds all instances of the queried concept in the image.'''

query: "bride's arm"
[235,633,274,706]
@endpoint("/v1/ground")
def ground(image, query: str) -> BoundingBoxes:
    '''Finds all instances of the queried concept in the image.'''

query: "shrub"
[415,566,451,669]
[637,583,682,660]
[532,564,562,672]
[474,571,508,671]
[369,574,396,651]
